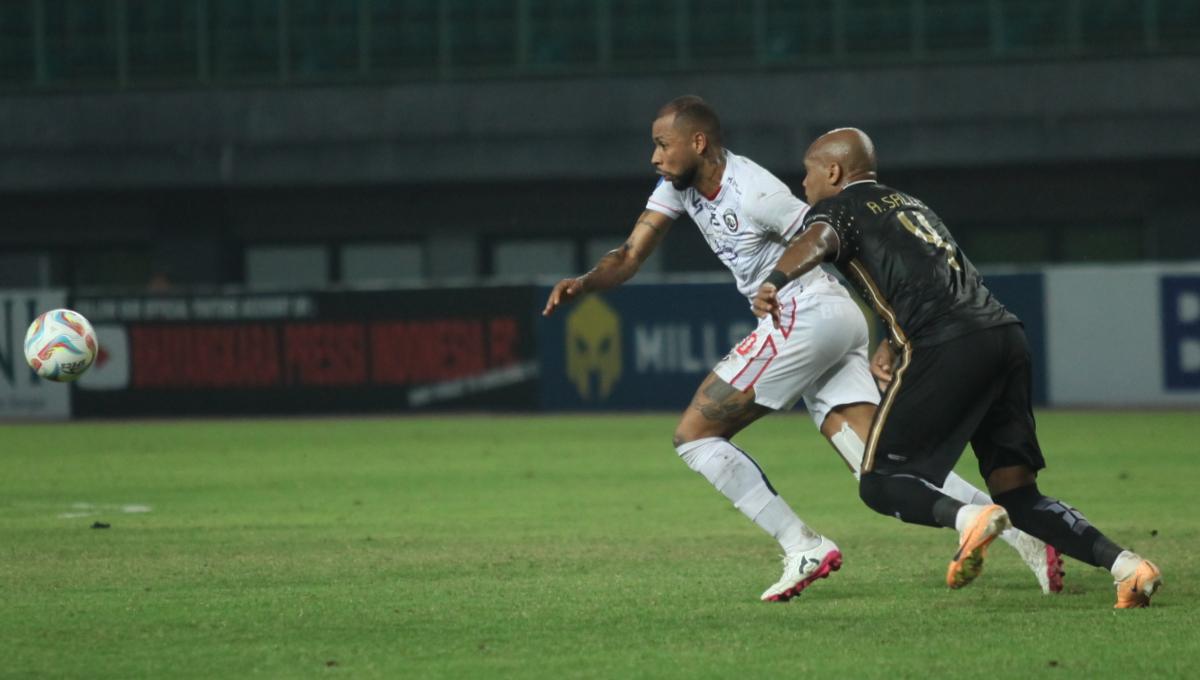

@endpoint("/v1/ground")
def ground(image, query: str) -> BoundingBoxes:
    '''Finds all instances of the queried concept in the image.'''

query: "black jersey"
[804,181,1018,348]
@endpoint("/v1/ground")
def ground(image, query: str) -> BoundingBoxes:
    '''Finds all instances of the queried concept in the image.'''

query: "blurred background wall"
[0,0,1198,291]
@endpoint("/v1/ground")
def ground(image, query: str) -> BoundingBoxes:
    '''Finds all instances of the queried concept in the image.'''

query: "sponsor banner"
[539,283,762,410]
[1161,275,1200,390]
[538,274,1047,412]
[0,290,71,420]
[70,288,539,416]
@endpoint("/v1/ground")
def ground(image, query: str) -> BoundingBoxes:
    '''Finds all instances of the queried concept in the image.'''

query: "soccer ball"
[23,309,100,382]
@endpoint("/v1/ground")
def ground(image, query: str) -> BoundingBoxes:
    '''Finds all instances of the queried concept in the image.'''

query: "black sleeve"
[802,196,858,265]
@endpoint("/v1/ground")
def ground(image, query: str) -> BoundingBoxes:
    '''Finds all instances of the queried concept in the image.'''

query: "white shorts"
[713,289,881,426]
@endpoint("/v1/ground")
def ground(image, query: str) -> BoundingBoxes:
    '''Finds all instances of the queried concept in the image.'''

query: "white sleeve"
[746,190,810,239]
[645,178,685,218]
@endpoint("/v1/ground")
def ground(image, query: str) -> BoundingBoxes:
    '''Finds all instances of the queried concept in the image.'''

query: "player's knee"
[673,412,719,448]
[673,425,710,449]
[858,472,892,516]
[672,423,699,449]
[986,465,1038,496]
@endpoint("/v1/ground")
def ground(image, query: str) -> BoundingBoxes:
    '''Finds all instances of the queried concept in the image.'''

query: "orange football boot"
[946,504,1010,589]
[1115,559,1163,609]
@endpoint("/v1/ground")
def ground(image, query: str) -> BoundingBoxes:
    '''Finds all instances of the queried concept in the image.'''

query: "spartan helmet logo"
[565,295,621,400]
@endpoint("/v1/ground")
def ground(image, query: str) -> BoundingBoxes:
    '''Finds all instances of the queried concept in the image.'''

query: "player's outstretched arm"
[542,209,673,316]
[751,222,840,327]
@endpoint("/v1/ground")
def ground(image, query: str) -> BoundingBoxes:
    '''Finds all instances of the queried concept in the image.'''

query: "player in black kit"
[752,128,1162,608]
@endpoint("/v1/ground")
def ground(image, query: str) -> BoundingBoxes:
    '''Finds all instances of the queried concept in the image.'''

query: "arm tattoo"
[636,218,665,234]
[594,242,631,268]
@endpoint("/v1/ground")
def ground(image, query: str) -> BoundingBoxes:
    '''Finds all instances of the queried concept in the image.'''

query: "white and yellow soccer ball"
[23,309,100,382]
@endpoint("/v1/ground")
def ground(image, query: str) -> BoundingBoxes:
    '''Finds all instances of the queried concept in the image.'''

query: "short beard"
[671,162,698,190]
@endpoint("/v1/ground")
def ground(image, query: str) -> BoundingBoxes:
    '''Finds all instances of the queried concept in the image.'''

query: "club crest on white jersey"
[646,150,834,303]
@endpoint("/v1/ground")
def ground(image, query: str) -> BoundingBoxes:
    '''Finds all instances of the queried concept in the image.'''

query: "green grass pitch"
[2,411,1196,678]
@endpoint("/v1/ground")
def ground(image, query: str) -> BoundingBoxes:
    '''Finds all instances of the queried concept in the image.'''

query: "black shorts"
[863,323,1045,486]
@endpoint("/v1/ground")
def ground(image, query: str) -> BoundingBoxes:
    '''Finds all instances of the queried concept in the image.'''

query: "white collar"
[843,179,877,189]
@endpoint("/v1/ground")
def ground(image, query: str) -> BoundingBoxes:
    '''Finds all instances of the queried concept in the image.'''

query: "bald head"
[807,128,877,180]
[800,128,878,204]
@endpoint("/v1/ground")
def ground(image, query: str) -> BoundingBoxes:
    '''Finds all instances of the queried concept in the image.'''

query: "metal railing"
[0,0,1196,91]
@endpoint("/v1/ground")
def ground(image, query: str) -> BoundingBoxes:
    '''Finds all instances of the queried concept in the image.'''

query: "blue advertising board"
[538,282,758,410]
[1161,275,1200,390]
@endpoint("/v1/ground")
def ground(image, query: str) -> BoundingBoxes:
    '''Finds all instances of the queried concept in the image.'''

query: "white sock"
[954,503,986,533]
[938,472,1031,547]
[830,423,865,480]
[676,437,820,554]
[939,472,993,507]
[1110,550,1140,581]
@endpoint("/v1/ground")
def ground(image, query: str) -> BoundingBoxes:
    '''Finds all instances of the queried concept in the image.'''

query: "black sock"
[860,472,962,529]
[992,483,1124,568]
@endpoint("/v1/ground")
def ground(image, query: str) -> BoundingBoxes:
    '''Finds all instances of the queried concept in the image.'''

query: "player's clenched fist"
[542,277,586,316]
[752,284,782,329]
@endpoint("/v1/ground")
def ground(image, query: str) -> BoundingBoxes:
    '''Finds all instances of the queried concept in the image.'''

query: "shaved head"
[806,128,877,180]
[800,127,878,204]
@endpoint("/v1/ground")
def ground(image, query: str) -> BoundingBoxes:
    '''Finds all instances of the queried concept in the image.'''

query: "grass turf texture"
[1,412,1195,678]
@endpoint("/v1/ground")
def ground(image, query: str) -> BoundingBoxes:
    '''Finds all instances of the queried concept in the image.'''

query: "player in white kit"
[543,96,1062,601]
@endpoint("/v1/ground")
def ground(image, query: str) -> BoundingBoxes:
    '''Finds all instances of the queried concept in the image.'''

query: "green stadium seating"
[1080,0,1147,56]
[609,0,676,67]
[0,2,35,85]
[288,0,360,78]
[761,0,836,63]
[1000,0,1069,54]
[843,0,913,58]
[528,0,597,69]
[209,0,281,79]
[368,0,439,75]
[126,0,201,82]
[1158,0,1200,51]
[688,0,756,65]
[923,0,992,55]
[43,0,118,84]
[446,0,517,71]
[0,0,1195,90]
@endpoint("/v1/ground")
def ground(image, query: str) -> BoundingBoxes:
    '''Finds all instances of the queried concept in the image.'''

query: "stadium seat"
[447,0,518,71]
[43,0,118,83]
[609,0,675,67]
[209,0,282,79]
[761,0,835,63]
[999,0,1069,54]
[1079,0,1145,56]
[842,0,913,59]
[288,0,360,78]
[0,2,35,86]
[527,0,597,69]
[1158,0,1200,51]
[688,0,756,65]
[126,0,201,82]
[368,0,439,74]
[923,0,991,56]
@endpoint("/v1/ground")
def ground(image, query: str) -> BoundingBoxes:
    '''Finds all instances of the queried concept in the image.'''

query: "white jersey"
[645,150,837,303]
